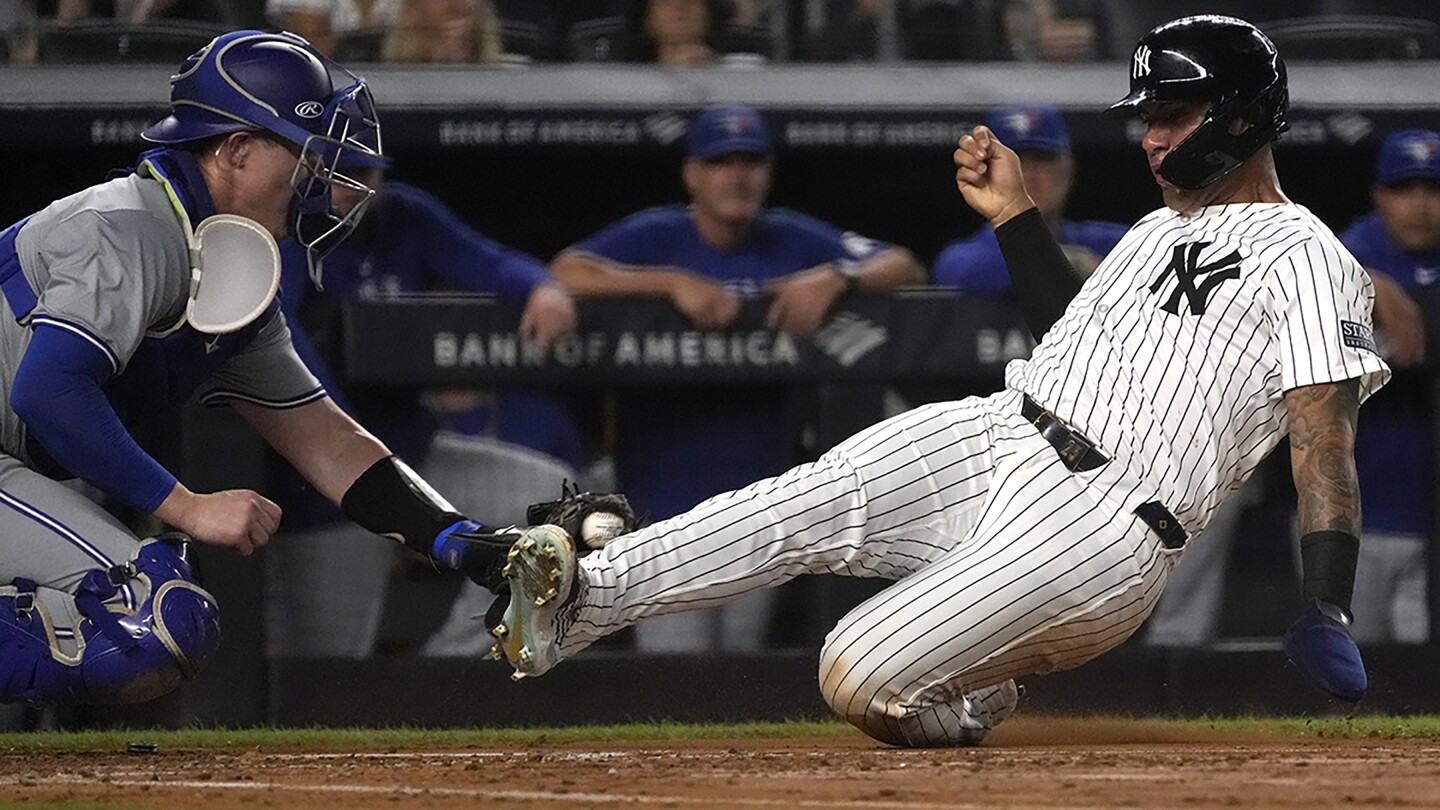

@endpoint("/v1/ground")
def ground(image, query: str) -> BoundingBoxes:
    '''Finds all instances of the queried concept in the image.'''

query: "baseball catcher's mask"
[1104,15,1289,190]
[141,30,384,288]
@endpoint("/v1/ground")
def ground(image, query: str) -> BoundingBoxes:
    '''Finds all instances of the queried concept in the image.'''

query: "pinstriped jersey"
[1006,202,1391,535]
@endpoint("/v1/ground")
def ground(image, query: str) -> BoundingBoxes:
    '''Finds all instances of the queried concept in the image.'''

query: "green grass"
[0,719,851,753]
[2,716,1440,753]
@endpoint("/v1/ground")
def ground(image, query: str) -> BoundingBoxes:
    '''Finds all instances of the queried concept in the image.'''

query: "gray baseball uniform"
[0,164,321,659]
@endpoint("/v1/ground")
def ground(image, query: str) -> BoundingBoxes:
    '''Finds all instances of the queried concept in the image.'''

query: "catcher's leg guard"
[0,535,220,706]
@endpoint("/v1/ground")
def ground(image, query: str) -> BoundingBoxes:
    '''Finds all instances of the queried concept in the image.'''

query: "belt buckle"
[1057,434,1093,468]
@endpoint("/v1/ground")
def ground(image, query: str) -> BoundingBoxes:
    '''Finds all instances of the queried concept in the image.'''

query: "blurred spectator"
[383,0,501,62]
[267,148,587,658]
[1335,127,1440,644]
[624,0,730,64]
[550,104,924,652]
[52,0,179,24]
[1,0,38,63]
[265,0,399,57]
[933,102,1128,288]
[1002,0,1104,61]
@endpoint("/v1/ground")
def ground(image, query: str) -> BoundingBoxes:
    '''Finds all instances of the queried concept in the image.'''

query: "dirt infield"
[1,718,1436,809]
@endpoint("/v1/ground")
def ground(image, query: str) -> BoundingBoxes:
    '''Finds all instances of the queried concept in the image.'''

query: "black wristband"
[1299,530,1360,617]
[341,455,463,557]
[993,207,1085,341]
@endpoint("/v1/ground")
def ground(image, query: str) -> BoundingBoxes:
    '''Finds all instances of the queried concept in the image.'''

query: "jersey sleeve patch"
[1340,320,1378,354]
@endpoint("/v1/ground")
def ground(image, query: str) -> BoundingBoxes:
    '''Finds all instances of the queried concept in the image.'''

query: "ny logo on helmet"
[294,101,325,119]
[1132,45,1151,79]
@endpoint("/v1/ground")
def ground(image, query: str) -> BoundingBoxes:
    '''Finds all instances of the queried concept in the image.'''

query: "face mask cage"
[290,80,382,288]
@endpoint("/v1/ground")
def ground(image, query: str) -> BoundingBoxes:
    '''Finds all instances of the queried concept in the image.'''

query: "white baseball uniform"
[549,202,1390,746]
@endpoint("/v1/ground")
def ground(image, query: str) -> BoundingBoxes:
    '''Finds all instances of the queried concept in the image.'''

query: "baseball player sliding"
[491,15,1387,746]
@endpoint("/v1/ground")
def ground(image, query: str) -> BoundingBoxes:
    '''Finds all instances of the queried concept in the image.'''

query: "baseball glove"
[527,481,639,551]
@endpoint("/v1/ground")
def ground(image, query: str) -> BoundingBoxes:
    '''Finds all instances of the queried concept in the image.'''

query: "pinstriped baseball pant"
[566,389,1178,746]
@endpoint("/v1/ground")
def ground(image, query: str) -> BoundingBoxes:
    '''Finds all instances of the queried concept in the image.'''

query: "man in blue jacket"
[1335,128,1440,643]
[550,104,924,651]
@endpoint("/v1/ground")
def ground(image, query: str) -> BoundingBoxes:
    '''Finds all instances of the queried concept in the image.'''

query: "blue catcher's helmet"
[142,30,383,287]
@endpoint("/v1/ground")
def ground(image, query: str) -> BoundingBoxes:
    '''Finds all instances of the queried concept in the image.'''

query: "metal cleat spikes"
[517,647,533,663]
[490,623,508,638]
[488,644,504,660]
[510,670,526,682]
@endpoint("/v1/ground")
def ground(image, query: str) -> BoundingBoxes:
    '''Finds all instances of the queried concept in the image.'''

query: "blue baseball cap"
[686,104,772,160]
[985,103,1070,154]
[1375,129,1440,186]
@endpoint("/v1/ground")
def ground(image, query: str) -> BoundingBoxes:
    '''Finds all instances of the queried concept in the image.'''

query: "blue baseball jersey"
[579,205,886,520]
[1340,213,1440,535]
[277,181,586,525]
[932,220,1130,291]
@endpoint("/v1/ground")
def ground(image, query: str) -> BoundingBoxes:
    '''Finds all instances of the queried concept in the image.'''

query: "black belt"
[1021,395,1109,473]
[1021,395,1187,551]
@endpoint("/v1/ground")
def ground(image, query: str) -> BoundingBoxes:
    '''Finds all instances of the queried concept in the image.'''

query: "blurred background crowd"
[1,0,1438,66]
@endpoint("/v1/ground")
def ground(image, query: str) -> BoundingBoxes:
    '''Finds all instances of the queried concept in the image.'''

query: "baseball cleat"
[491,524,578,680]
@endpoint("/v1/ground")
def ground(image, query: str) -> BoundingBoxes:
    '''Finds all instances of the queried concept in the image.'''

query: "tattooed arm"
[1285,378,1361,537]
[1280,377,1368,703]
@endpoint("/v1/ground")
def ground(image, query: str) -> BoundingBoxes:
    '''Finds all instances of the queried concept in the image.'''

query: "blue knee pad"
[0,535,221,706]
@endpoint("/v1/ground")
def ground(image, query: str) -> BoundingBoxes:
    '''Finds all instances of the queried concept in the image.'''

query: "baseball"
[580,512,627,549]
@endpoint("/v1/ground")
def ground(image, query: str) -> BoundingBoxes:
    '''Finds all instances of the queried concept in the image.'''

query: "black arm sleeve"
[341,455,463,557]
[993,207,1086,340]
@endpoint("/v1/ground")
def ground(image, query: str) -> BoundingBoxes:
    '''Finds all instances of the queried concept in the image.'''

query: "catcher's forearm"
[341,455,515,590]
[993,208,1085,340]
[341,455,466,556]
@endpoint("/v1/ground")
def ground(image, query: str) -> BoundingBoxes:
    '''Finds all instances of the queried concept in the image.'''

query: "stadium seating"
[1265,15,1440,60]
[36,20,229,64]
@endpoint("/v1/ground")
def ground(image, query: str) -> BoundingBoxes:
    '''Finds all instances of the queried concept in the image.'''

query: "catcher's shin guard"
[0,536,220,706]
[489,525,579,680]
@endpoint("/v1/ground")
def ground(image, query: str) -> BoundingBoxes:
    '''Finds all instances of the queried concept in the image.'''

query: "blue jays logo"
[1003,110,1038,136]
[1402,134,1440,166]
[722,112,758,136]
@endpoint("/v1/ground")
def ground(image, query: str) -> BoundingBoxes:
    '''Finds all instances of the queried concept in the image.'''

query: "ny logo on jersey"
[1148,241,1241,316]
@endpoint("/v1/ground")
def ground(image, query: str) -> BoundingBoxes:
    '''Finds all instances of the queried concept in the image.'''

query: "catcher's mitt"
[527,481,638,551]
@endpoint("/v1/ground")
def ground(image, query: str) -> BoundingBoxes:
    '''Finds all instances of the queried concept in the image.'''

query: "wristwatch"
[832,258,861,293]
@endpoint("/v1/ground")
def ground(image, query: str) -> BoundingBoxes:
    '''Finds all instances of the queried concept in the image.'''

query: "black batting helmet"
[1105,15,1288,190]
